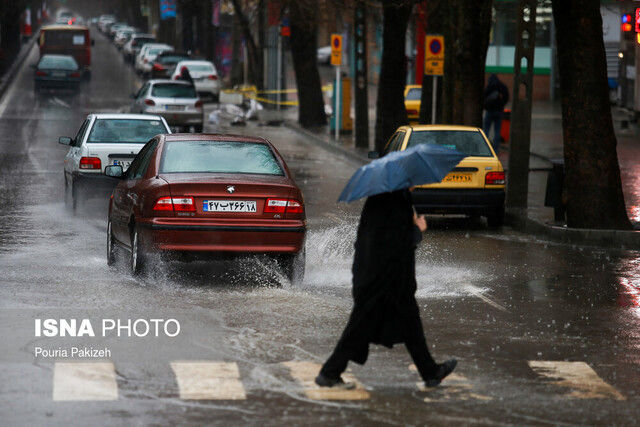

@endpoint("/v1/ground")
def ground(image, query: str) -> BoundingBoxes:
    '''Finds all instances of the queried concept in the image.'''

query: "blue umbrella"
[338,144,466,203]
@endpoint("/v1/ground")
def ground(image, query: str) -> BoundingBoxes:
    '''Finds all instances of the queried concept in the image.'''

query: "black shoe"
[315,373,356,389]
[424,359,457,388]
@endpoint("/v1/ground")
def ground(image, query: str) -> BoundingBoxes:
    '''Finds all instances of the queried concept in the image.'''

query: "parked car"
[108,23,128,40]
[105,133,306,283]
[130,80,203,132]
[170,60,220,102]
[380,125,506,226]
[59,114,171,210]
[98,16,116,33]
[404,85,422,123]
[150,51,191,79]
[38,24,94,79]
[135,43,173,76]
[114,27,136,49]
[317,46,331,65]
[33,54,82,93]
[123,33,156,63]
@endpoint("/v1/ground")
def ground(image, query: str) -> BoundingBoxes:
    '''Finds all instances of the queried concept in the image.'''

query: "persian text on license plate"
[203,200,257,212]
[444,173,472,183]
[112,159,132,169]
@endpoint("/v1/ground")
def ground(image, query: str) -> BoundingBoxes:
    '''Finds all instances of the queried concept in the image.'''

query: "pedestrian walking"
[178,65,195,86]
[483,74,509,153]
[316,189,457,389]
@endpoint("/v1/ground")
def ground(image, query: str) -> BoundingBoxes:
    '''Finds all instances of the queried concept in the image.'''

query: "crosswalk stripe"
[528,361,625,401]
[53,362,118,401]
[282,361,370,400]
[410,364,492,401]
[170,361,247,400]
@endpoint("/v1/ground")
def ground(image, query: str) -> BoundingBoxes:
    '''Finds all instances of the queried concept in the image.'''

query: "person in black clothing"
[316,190,457,389]
[178,66,195,86]
[483,74,509,153]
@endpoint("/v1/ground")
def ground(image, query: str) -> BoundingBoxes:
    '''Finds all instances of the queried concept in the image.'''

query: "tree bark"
[230,0,264,89]
[551,0,631,229]
[441,0,492,126]
[289,0,327,128]
[374,0,413,152]
[418,0,445,124]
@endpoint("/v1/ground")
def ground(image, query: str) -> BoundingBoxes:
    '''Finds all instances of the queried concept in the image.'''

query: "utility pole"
[354,0,369,148]
[506,0,537,211]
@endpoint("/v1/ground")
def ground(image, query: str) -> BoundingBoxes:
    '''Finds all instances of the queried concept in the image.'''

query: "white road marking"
[529,361,625,400]
[282,361,369,400]
[52,362,118,401]
[171,361,247,400]
[410,364,492,401]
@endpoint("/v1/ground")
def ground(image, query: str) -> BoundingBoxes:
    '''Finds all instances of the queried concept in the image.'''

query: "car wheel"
[71,179,79,212]
[193,124,203,133]
[486,207,505,227]
[130,225,146,276]
[107,220,116,266]
[281,248,305,285]
[84,71,92,81]
[211,93,220,103]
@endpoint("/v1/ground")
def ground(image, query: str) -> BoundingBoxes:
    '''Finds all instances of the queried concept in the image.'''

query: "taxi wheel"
[107,220,116,266]
[130,225,146,276]
[487,207,505,227]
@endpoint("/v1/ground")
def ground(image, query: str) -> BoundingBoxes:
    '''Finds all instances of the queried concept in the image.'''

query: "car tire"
[84,71,92,81]
[281,248,305,285]
[107,220,116,266]
[193,124,203,133]
[486,207,505,227]
[130,225,146,276]
[211,93,220,103]
[71,179,79,212]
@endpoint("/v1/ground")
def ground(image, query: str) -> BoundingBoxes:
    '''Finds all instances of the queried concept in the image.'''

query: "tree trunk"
[230,0,264,89]
[374,0,413,152]
[551,0,631,229]
[441,0,492,126]
[418,0,445,124]
[289,0,327,128]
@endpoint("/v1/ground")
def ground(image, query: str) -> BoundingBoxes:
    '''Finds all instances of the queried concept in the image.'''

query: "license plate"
[166,105,184,111]
[203,200,257,213]
[52,71,66,77]
[112,159,132,169]
[443,173,472,183]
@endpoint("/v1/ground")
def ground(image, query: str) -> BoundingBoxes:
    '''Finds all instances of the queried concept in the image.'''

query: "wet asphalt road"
[1,31,640,426]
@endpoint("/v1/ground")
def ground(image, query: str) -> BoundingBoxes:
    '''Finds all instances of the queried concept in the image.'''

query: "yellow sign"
[425,35,444,76]
[330,34,342,66]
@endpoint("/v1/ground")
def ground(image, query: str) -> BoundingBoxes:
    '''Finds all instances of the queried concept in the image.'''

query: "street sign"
[635,8,640,33]
[331,34,342,66]
[425,35,444,76]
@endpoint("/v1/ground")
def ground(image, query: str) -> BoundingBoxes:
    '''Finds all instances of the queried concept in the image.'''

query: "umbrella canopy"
[338,144,466,203]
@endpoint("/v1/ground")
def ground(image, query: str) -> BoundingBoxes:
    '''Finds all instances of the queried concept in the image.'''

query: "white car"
[114,27,136,49]
[59,114,171,210]
[135,43,173,75]
[123,33,156,62]
[317,46,331,65]
[170,60,220,102]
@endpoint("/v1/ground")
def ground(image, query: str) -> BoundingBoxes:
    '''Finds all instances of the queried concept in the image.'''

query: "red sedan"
[105,134,306,283]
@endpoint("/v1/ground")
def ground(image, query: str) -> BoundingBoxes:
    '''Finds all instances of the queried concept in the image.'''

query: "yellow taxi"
[382,125,506,226]
[404,85,422,123]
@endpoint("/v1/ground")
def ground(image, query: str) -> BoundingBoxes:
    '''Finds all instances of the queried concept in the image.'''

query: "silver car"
[130,80,203,132]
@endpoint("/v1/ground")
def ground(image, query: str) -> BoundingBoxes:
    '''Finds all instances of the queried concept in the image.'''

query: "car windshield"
[406,88,421,101]
[185,64,214,72]
[161,140,284,175]
[38,55,78,70]
[148,48,169,56]
[159,55,188,64]
[87,119,166,144]
[151,84,197,98]
[406,130,493,157]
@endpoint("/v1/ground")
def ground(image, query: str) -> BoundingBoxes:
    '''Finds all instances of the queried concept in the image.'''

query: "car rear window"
[161,140,284,175]
[406,130,493,157]
[159,55,189,64]
[185,64,215,73]
[38,55,78,70]
[133,37,155,46]
[151,84,197,98]
[86,119,167,144]
[406,88,421,101]
[43,30,87,46]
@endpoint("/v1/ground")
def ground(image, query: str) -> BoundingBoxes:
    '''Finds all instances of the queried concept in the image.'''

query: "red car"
[105,134,306,283]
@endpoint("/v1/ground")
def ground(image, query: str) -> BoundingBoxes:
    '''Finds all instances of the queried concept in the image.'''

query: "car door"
[66,117,91,179]
[131,83,149,113]
[112,139,158,245]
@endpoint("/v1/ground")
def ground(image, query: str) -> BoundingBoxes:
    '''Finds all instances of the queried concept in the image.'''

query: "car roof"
[405,84,421,90]
[402,125,482,132]
[163,133,268,144]
[40,54,75,59]
[176,60,214,66]
[89,114,167,121]
[132,33,154,38]
[157,51,189,57]
[147,79,192,85]
[41,24,89,31]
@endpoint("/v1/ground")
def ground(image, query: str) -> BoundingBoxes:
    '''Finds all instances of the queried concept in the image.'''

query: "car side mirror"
[104,165,124,178]
[368,151,380,159]
[58,136,73,146]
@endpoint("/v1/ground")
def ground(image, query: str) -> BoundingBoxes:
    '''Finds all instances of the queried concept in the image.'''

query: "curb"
[507,211,640,249]
[283,120,368,166]
[0,35,38,102]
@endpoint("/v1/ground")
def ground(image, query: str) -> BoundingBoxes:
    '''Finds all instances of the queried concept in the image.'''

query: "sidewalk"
[282,100,640,248]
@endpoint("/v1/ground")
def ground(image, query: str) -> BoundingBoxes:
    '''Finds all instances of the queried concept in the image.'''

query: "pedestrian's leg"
[319,344,349,380]
[483,111,492,139]
[404,316,438,381]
